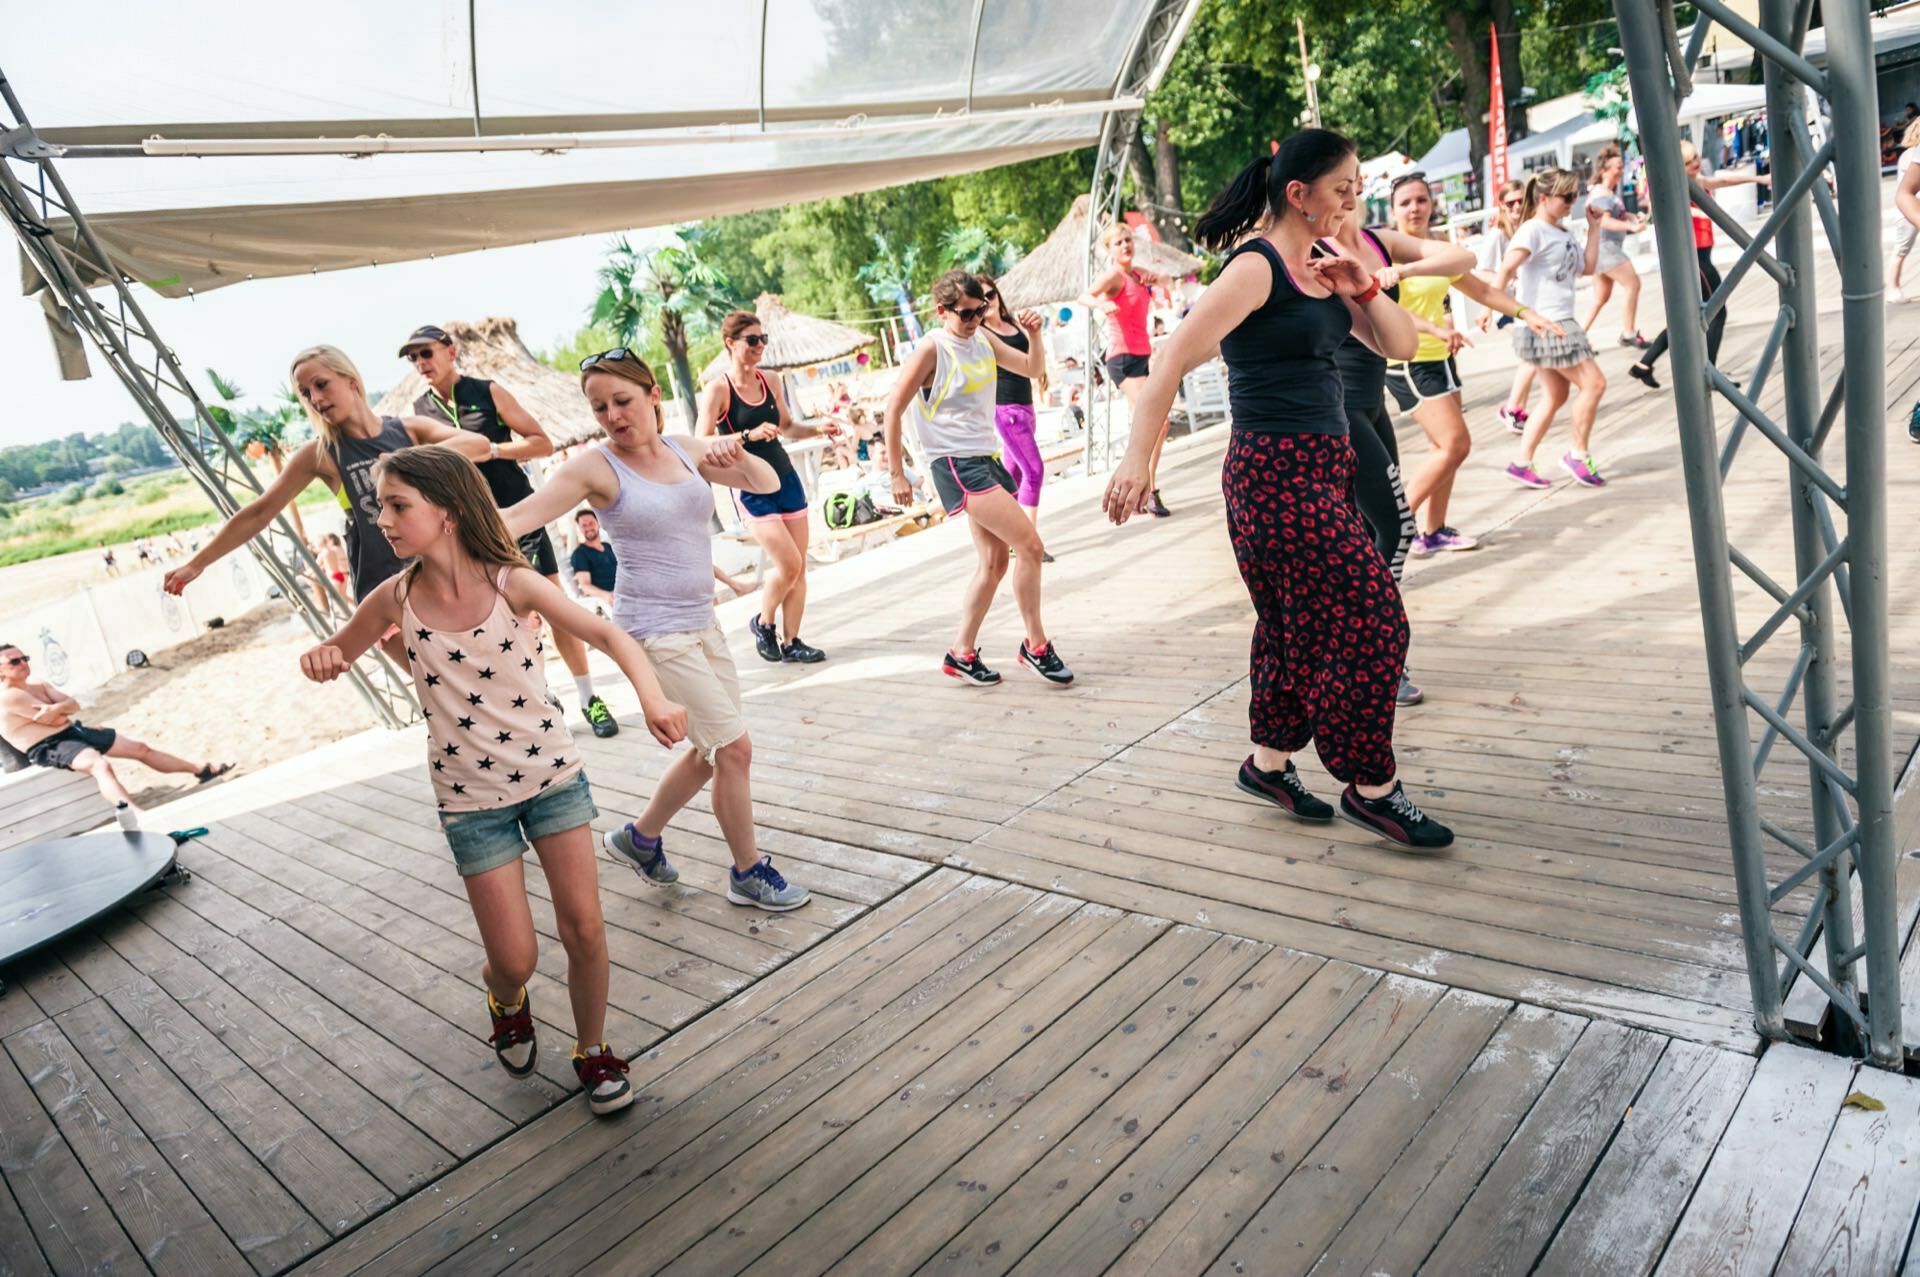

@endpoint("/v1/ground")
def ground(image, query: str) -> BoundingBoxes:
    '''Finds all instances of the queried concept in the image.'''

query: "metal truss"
[1617,0,1901,1066]
[0,69,419,731]
[1082,0,1203,476]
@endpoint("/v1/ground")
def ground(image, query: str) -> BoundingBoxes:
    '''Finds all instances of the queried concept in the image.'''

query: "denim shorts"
[438,769,598,877]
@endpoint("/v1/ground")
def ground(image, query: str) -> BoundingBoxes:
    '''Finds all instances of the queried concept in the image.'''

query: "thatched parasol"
[699,293,875,383]
[373,316,601,447]
[996,195,1206,310]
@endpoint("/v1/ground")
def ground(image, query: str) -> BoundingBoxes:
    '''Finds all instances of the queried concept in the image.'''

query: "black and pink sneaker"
[943,648,1001,686]
[1340,782,1455,850]
[1018,640,1074,686]
[1235,757,1333,822]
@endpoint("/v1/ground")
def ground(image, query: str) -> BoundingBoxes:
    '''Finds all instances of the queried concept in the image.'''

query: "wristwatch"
[488,440,500,461]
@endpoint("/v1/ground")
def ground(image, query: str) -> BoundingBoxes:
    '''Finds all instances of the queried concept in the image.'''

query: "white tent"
[8,1,1198,298]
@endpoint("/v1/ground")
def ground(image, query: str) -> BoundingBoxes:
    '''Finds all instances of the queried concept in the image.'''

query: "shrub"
[58,482,87,506]
[90,477,125,499]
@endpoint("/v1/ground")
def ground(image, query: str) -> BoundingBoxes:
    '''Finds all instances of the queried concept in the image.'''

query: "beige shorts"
[639,624,746,762]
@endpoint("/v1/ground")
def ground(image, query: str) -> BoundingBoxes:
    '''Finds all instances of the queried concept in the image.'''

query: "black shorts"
[517,528,559,577]
[1385,357,1463,412]
[931,454,1017,516]
[27,723,116,770]
[1105,353,1151,385]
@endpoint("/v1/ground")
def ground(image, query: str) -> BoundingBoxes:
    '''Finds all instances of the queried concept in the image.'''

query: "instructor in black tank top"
[400,324,620,740]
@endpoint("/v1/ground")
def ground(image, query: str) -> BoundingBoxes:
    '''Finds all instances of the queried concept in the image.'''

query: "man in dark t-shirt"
[570,508,617,607]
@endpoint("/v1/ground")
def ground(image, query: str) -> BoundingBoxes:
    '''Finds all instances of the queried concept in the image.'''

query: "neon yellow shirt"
[1395,273,1461,364]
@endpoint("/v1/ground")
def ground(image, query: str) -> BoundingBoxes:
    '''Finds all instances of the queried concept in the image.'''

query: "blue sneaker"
[603,823,678,885]
[727,856,810,911]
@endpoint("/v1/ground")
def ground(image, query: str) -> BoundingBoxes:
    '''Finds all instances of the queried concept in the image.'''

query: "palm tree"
[593,230,736,431]
[939,220,1025,277]
[856,233,925,341]
[206,368,310,544]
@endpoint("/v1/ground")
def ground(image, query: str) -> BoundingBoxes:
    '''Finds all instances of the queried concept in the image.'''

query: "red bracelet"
[1353,278,1381,306]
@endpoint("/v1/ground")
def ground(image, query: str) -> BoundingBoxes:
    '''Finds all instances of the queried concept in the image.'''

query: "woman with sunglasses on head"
[1579,146,1651,349]
[882,271,1070,688]
[978,273,1053,561]
[1493,167,1608,488]
[1105,129,1454,850]
[698,310,839,666]
[1377,174,1567,553]
[1083,225,1173,517]
[1477,179,1537,433]
[501,348,811,912]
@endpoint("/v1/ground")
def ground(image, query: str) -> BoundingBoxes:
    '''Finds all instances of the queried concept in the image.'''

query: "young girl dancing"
[298,445,689,1117]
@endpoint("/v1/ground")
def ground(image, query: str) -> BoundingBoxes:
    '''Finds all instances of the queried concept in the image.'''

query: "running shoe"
[748,615,782,663]
[1619,331,1651,349]
[1561,452,1608,487]
[1893,287,1909,305]
[1042,551,1056,564]
[781,637,827,664]
[1234,756,1334,822]
[1339,783,1456,850]
[1397,674,1425,706]
[1628,362,1660,389]
[604,823,679,885]
[1148,490,1172,518]
[571,1044,634,1117]
[727,856,811,911]
[1426,526,1479,552]
[487,987,537,1076]
[943,649,1001,686]
[1018,640,1075,686]
[583,695,620,739]
[1505,462,1551,490]
[1498,404,1528,434]
[1409,532,1440,558]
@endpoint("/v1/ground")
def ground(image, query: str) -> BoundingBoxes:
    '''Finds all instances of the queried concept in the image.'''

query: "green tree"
[592,230,737,431]
[855,233,926,339]
[939,219,1025,276]
[205,367,310,542]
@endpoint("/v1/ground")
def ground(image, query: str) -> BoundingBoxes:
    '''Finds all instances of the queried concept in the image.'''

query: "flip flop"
[195,762,235,785]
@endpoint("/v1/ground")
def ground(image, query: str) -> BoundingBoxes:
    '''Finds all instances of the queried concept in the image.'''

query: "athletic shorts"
[516,527,560,577]
[1104,353,1151,385]
[637,624,745,763]
[930,454,1017,516]
[738,468,809,521]
[437,770,597,877]
[26,722,116,770]
[1385,357,1463,411]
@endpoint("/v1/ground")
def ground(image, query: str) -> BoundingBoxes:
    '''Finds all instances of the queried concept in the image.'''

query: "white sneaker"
[1892,287,1908,304]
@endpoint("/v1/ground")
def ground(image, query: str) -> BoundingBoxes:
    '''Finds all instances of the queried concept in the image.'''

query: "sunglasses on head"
[950,303,989,322]
[579,348,657,385]
[1390,171,1429,194]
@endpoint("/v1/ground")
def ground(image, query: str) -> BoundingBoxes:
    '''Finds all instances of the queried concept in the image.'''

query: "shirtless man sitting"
[0,644,233,813]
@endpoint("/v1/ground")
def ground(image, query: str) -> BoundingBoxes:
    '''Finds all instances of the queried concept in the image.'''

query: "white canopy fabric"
[11,0,1177,297]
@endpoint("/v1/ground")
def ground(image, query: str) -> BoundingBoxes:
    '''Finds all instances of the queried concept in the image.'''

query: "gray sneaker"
[727,856,810,911]
[603,823,678,885]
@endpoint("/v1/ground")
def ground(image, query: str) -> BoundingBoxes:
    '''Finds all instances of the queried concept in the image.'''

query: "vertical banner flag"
[1489,23,1509,193]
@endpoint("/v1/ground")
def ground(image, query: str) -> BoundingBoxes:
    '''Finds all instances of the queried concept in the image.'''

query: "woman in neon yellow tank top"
[1383,176,1563,556]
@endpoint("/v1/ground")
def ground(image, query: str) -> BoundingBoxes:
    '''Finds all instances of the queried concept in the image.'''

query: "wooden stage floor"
[5,304,1920,1275]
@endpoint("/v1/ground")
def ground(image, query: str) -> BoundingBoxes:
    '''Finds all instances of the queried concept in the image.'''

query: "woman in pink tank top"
[1084,225,1175,517]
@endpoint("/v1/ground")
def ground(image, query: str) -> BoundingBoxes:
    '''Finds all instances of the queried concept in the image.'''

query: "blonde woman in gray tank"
[503,349,812,912]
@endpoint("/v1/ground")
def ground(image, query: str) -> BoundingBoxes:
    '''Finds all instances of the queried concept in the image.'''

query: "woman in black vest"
[1103,130,1455,850]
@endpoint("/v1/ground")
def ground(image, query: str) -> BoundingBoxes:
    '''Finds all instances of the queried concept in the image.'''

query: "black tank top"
[714,371,796,478]
[415,375,536,506]
[1217,237,1351,437]
[1330,229,1399,406]
[326,416,411,599]
[990,326,1033,406]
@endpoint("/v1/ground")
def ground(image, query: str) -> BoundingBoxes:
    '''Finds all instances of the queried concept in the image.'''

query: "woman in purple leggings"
[979,275,1052,561]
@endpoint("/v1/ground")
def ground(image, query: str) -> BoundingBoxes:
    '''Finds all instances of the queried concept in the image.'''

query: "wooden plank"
[1653,1041,1858,1276]
[291,868,982,1277]
[1201,989,1511,1277]
[53,996,332,1272]
[0,1173,53,1277]
[0,1040,143,1276]
[1535,1041,1755,1277]
[1308,1005,1587,1276]
[6,1018,252,1277]
[1774,1067,1920,1277]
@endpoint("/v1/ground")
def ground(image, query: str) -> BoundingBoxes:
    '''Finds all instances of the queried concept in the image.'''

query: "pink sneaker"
[1505,461,1550,489]
[1561,452,1607,487]
[1498,404,1527,434]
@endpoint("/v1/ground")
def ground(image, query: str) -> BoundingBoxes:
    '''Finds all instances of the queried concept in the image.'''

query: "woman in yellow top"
[1383,175,1561,555]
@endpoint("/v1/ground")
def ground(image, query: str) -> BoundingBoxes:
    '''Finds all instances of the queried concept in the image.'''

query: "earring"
[1305,211,1316,222]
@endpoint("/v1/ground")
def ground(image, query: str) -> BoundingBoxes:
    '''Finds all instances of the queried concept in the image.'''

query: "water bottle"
[115,802,138,832]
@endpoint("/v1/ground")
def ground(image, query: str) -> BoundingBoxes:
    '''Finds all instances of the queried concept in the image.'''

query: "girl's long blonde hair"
[1521,167,1581,222]
[288,344,367,457]
[1492,179,1527,238]
[371,446,527,597]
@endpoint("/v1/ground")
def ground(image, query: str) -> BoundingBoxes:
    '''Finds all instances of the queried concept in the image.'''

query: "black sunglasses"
[580,347,640,371]
[3,655,27,667]
[1390,171,1429,193]
[735,333,769,348]
[950,303,989,322]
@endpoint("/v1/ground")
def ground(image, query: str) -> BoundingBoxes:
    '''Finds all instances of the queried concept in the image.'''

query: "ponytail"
[1520,167,1580,223]
[1193,128,1358,251]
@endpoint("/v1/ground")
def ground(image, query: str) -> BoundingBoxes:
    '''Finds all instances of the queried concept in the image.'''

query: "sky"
[2,232,639,446]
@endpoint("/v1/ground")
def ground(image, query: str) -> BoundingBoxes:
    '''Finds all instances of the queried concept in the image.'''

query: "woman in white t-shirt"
[1889,118,1920,303]
[1493,167,1606,489]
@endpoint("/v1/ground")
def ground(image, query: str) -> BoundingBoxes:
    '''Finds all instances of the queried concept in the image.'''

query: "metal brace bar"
[1729,305,1794,436]
[963,0,987,114]
[1728,545,1814,627]
[1707,367,1848,507]
[1773,931,1871,1031]
[1751,643,1814,774]
[1698,136,1837,324]
[1809,373,1845,454]
[1810,492,1853,627]
[1691,0,1830,94]
[1691,185,1795,290]
[1744,687,1858,796]
[1761,815,1818,861]
[1770,826,1863,904]
[1738,533,1849,664]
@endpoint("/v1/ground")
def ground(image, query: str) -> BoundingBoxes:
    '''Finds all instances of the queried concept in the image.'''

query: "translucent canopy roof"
[9,0,1192,296]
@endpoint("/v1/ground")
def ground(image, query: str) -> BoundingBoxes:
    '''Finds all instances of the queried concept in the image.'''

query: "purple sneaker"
[1408,532,1440,558]
[1498,404,1527,434]
[1561,452,1607,487]
[1424,526,1479,553]
[1505,461,1550,490]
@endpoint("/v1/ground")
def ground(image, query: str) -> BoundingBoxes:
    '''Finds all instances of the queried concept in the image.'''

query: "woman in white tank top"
[881,270,1075,689]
